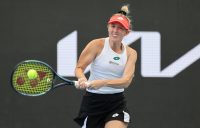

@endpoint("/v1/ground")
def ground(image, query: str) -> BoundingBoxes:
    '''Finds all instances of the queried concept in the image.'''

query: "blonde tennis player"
[74,4,137,128]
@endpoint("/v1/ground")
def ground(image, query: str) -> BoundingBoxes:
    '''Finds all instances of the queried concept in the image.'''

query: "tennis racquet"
[11,60,79,96]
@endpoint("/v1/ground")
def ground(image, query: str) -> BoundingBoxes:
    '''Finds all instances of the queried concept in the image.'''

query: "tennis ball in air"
[27,69,38,79]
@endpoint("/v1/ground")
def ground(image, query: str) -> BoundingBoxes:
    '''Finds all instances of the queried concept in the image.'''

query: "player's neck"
[109,41,123,54]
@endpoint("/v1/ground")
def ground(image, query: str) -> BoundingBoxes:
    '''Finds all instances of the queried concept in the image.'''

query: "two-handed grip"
[74,81,90,89]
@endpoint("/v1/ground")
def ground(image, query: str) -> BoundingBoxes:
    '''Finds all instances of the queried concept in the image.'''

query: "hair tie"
[118,10,127,16]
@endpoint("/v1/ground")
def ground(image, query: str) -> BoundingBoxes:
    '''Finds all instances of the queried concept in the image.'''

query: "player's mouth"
[111,34,119,37]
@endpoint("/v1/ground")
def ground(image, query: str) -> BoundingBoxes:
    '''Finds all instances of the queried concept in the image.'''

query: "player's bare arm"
[75,39,104,88]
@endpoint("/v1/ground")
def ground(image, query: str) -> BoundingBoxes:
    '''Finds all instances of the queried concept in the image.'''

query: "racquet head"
[11,60,55,96]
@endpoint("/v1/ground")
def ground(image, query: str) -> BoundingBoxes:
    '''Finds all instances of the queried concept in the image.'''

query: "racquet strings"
[12,61,54,96]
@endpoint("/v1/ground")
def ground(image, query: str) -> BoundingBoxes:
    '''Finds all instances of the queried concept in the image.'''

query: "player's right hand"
[78,77,88,89]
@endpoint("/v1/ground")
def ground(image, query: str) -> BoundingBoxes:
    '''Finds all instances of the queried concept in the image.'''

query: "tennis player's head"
[108,4,132,32]
[107,5,132,41]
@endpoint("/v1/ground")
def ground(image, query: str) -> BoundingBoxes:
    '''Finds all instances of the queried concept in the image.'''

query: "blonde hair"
[121,4,130,15]
[116,4,132,30]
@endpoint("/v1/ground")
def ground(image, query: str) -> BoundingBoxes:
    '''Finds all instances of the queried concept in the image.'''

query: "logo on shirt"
[109,61,119,65]
[113,57,120,60]
[109,57,120,65]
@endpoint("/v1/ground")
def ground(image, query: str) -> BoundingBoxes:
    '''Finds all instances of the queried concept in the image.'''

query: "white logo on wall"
[57,30,200,77]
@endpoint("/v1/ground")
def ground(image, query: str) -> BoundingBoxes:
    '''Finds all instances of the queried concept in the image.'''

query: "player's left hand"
[87,80,105,90]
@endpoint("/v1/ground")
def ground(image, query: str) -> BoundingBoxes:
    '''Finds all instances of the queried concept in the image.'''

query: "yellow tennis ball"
[27,69,38,79]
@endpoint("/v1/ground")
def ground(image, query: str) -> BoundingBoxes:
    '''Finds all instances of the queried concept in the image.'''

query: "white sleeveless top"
[87,37,127,94]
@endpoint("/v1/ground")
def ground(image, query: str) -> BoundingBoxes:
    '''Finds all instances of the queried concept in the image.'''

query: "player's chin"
[110,36,123,41]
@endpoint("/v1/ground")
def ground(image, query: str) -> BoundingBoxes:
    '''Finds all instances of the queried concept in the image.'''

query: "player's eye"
[110,24,124,30]
[111,24,116,28]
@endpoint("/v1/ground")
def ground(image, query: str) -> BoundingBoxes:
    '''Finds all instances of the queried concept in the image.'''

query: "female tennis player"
[74,4,137,128]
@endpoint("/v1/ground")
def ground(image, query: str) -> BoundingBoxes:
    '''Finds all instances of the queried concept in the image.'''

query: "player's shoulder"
[126,46,137,56]
[89,38,105,48]
[126,46,137,62]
